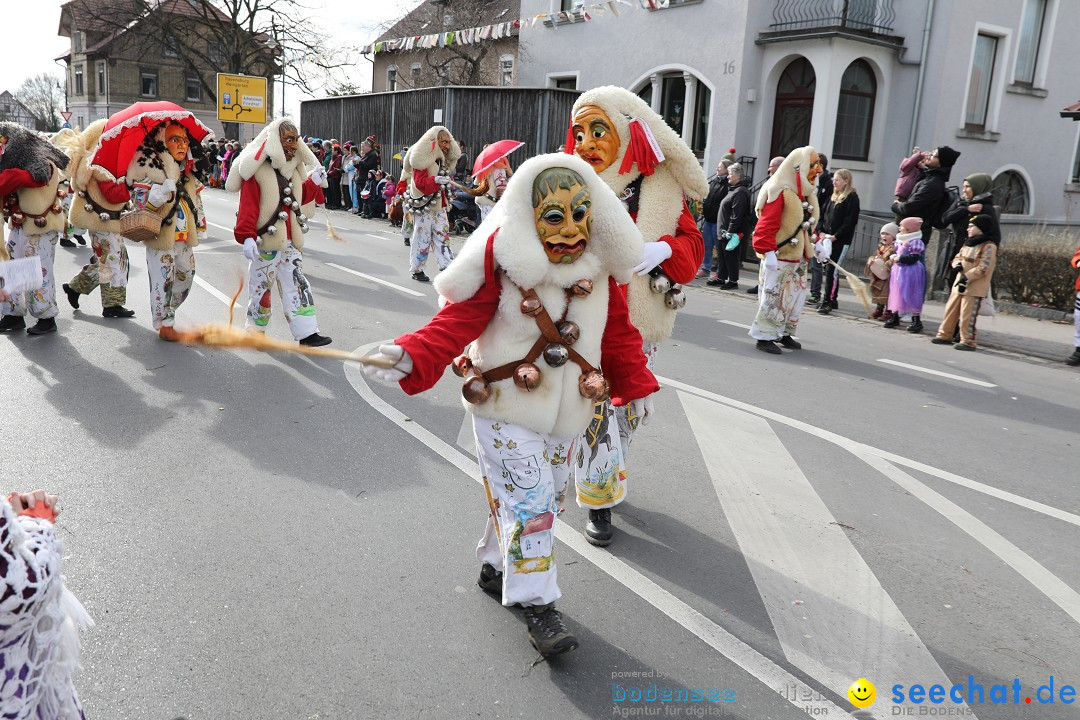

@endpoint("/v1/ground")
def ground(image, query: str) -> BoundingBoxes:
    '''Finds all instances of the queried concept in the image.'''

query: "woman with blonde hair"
[816,168,861,314]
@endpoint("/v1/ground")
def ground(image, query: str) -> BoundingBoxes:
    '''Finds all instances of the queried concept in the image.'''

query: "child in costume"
[866,222,898,321]
[932,214,999,351]
[1067,245,1080,366]
[885,216,927,333]
[403,126,459,282]
[229,118,331,347]
[0,122,71,336]
[364,154,656,657]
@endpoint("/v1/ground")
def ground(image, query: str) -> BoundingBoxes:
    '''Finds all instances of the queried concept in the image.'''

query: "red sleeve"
[395,281,502,395]
[302,177,324,205]
[601,277,659,406]
[657,203,704,284]
[752,195,784,255]
[0,168,44,197]
[1072,246,1080,269]
[412,169,439,195]
[97,179,131,204]
[396,180,407,195]
[234,176,261,243]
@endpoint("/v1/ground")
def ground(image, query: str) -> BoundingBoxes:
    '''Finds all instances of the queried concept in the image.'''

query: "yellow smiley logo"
[848,678,876,708]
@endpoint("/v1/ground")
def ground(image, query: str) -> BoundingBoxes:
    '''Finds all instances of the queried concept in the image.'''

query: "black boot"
[883,312,900,328]
[299,332,332,347]
[478,563,502,595]
[62,283,80,310]
[756,339,782,354]
[585,508,613,546]
[102,306,136,318]
[74,234,87,246]
[524,603,579,657]
[0,315,26,333]
[59,237,76,248]
[412,271,429,283]
[777,335,802,350]
[907,316,924,333]
[26,318,57,336]
[1067,348,1080,366]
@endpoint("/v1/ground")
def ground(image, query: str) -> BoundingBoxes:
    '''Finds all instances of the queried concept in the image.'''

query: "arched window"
[992,170,1030,214]
[833,60,876,161]
[634,70,711,158]
[771,58,815,158]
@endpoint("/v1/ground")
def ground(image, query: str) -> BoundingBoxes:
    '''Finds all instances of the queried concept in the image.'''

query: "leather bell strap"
[82,191,123,221]
[256,172,293,238]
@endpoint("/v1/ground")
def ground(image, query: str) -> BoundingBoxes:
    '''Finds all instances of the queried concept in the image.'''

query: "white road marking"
[876,358,997,388]
[344,343,849,718]
[718,319,752,330]
[325,262,426,297]
[206,221,234,234]
[193,275,235,306]
[364,233,390,242]
[658,375,1080,529]
[680,392,963,719]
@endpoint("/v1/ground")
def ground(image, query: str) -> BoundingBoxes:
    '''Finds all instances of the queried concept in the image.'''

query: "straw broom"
[826,259,874,316]
[322,207,344,242]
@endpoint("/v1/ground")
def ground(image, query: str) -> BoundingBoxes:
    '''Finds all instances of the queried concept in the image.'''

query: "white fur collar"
[125,125,182,182]
[403,125,460,177]
[896,230,922,246]
[226,118,318,192]
[759,145,818,207]
[435,153,642,303]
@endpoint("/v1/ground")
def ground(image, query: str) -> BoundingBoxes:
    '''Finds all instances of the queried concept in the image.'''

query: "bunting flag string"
[361,0,673,55]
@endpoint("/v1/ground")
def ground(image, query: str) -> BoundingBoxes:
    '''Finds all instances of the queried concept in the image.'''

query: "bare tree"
[15,73,66,131]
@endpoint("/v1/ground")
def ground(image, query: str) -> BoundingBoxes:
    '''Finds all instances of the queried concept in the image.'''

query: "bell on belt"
[300,223,309,234]
[542,343,569,367]
[77,191,86,198]
[297,212,307,221]
[52,203,62,213]
[462,376,491,404]
[649,274,672,294]
[520,295,542,317]
[266,224,277,235]
[665,288,686,309]
[578,370,608,401]
[291,200,300,211]
[556,320,580,346]
[57,188,67,199]
[283,185,292,196]
[451,355,472,377]
[513,362,542,391]
[99,212,110,222]
[278,210,289,221]
[11,212,24,225]
[83,203,94,212]
[34,216,47,228]
[571,279,593,297]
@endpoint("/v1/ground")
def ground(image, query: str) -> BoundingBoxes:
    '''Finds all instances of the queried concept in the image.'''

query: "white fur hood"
[757,145,818,211]
[226,118,319,192]
[403,125,460,178]
[434,153,643,302]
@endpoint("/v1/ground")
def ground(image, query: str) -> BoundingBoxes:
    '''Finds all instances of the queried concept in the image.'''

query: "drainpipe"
[907,0,935,150]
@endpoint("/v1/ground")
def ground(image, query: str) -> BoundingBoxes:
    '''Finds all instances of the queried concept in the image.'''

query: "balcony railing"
[768,0,896,36]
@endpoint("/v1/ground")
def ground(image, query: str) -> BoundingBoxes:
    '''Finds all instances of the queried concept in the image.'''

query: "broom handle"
[289,344,399,367]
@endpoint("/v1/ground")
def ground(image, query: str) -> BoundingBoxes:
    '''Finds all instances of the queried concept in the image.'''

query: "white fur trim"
[758,145,818,209]
[403,125,460,193]
[98,110,210,146]
[226,118,318,193]
[434,153,642,303]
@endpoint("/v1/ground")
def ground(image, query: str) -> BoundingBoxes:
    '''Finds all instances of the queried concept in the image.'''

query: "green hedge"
[994,230,1078,311]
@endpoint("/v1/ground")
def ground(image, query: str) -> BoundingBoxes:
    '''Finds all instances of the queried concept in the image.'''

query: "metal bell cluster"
[648,268,686,310]
[452,354,492,404]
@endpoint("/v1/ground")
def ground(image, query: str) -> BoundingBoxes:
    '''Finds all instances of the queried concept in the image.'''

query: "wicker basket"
[119,208,163,243]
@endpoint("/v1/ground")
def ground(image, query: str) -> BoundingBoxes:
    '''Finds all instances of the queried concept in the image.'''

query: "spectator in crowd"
[816,152,833,209]
[454,142,470,182]
[700,160,730,280]
[939,172,996,292]
[891,145,960,247]
[339,143,354,211]
[1067,244,1080,366]
[867,223,898,321]
[345,145,361,212]
[710,162,752,289]
[816,168,861,314]
[747,155,785,296]
[894,147,923,212]
[326,144,344,209]
[356,137,381,215]
[932,214,999,351]
[886,216,928,333]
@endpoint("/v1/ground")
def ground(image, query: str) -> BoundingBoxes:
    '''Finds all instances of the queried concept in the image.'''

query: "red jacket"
[234,176,324,243]
[628,202,703,285]
[1072,246,1080,291]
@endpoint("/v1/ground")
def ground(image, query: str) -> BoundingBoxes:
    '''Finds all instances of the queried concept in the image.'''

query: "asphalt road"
[2,189,1078,720]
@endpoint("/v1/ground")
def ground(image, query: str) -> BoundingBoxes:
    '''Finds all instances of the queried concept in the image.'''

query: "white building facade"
[518,0,1080,224]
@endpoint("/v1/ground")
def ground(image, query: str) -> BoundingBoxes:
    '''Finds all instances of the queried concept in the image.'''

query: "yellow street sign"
[216,73,268,124]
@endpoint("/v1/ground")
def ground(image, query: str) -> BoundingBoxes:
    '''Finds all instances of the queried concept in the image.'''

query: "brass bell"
[266,224,277,235]
[665,288,686,309]
[543,343,569,367]
[571,279,593,297]
[52,203,62,213]
[57,188,67,198]
[451,355,472,377]
[34,216,47,228]
[513,362,542,391]
[578,370,608,401]
[649,274,671,294]
[278,210,289,221]
[462,376,491,404]
[12,212,24,225]
[520,295,542,317]
[556,320,580,346]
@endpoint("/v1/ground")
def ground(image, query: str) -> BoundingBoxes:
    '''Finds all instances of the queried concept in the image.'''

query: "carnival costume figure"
[0,122,71,336]
[403,126,460,282]
[364,154,657,657]
[566,86,707,545]
[229,118,331,347]
[748,146,830,354]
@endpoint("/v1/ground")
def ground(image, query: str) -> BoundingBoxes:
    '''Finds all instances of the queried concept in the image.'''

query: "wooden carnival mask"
[280,125,300,161]
[533,167,591,264]
[437,130,452,156]
[806,150,823,184]
[163,124,190,162]
[571,105,620,173]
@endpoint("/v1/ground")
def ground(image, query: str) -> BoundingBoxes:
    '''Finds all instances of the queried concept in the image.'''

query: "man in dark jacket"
[709,163,752,289]
[816,153,833,209]
[891,145,960,247]
[700,161,730,278]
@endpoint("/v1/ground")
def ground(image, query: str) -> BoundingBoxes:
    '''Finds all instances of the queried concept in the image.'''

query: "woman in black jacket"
[356,137,381,217]
[708,163,752,289]
[938,172,996,290]
[817,168,861,314]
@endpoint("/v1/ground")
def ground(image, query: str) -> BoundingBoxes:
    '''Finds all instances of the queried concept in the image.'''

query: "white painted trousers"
[750,260,809,341]
[146,242,194,330]
[408,205,453,273]
[245,244,319,341]
[67,231,129,307]
[1,228,58,320]
[474,417,572,608]
[1074,291,1080,347]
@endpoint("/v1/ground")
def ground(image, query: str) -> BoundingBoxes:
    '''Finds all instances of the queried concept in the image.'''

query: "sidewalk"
[689,268,1077,363]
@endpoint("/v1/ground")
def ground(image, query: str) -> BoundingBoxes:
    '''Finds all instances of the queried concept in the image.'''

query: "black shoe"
[299,332,332,347]
[26,318,57,336]
[524,603,579,657]
[953,343,975,351]
[0,315,26,333]
[404,239,411,246]
[883,313,900,328]
[931,337,953,345]
[412,271,430,283]
[756,339,782,354]
[777,335,801,350]
[62,283,80,310]
[907,319,924,333]
[746,285,758,295]
[74,234,87,246]
[816,303,832,315]
[1067,348,1080,366]
[585,508,613,546]
[102,306,135,318]
[705,278,723,287]
[478,563,503,595]
[720,281,739,290]
[59,238,76,248]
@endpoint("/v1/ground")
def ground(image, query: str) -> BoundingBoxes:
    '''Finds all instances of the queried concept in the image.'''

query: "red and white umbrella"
[91,101,211,181]
[472,139,524,178]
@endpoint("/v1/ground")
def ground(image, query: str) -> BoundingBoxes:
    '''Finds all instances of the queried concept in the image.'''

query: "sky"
[1,0,424,118]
